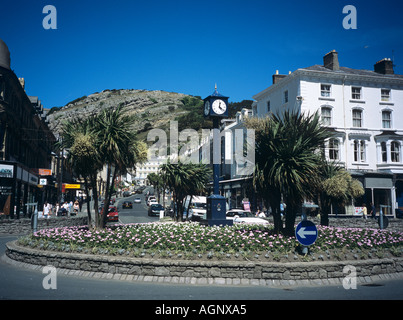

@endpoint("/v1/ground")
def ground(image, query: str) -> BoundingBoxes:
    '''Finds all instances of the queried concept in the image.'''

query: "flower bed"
[17,222,403,262]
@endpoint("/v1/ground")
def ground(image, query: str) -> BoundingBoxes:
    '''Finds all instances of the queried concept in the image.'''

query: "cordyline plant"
[59,105,147,229]
[245,110,331,236]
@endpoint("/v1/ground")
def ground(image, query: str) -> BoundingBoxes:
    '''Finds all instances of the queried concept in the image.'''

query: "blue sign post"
[295,220,318,247]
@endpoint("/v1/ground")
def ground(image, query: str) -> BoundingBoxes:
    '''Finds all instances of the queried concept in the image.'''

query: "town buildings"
[251,50,403,216]
[0,39,57,218]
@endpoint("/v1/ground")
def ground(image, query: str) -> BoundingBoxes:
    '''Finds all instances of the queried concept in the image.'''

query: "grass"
[17,221,403,263]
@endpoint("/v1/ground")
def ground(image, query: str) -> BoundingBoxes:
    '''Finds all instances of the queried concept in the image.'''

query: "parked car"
[148,203,164,216]
[134,197,141,203]
[226,209,269,225]
[122,201,133,209]
[147,196,157,206]
[107,206,119,222]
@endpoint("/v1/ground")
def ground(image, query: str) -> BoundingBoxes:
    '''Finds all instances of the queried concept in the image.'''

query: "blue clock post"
[203,85,232,226]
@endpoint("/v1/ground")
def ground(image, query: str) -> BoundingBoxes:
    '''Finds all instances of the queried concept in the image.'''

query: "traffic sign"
[295,220,318,246]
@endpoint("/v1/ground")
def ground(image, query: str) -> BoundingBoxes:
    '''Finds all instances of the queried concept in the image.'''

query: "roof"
[302,64,403,80]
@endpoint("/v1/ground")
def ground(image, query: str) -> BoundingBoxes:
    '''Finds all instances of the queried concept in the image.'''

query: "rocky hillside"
[47,89,199,140]
[47,89,253,142]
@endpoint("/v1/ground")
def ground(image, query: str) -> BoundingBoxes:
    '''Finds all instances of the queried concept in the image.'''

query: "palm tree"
[96,105,144,228]
[59,115,103,228]
[147,173,163,203]
[246,110,331,236]
[316,159,364,226]
[160,161,211,221]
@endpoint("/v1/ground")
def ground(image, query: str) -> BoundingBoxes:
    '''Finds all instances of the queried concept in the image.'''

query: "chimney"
[374,58,394,75]
[272,70,287,84]
[323,50,340,71]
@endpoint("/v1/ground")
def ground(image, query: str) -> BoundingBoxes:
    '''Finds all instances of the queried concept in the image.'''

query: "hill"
[47,89,253,142]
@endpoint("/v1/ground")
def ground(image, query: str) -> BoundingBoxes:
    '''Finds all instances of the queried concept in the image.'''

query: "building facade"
[252,50,403,216]
[0,39,57,218]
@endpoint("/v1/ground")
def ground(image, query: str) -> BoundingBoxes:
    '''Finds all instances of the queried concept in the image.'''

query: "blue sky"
[1,0,403,108]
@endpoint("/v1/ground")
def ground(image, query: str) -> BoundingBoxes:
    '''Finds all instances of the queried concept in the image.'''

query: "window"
[321,84,331,97]
[354,140,366,162]
[351,87,361,100]
[381,89,391,101]
[321,107,332,126]
[328,139,339,160]
[381,142,387,162]
[267,100,271,112]
[391,141,400,163]
[352,109,362,127]
[284,90,288,103]
[382,111,392,129]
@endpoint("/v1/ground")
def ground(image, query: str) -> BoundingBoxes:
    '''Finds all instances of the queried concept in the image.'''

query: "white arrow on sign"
[297,227,317,239]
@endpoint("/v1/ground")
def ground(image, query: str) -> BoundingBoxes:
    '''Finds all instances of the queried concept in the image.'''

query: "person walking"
[370,202,376,219]
[362,203,368,219]
[43,201,50,225]
[73,200,79,216]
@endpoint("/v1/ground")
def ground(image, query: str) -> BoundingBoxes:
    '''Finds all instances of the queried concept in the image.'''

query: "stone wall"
[5,240,403,286]
[0,216,88,235]
[320,217,403,233]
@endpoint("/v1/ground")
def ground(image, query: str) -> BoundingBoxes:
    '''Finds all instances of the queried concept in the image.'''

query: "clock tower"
[203,85,232,227]
[203,84,229,118]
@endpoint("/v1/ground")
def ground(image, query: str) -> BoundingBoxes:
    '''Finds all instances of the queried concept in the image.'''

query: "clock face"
[212,99,226,115]
[204,100,210,116]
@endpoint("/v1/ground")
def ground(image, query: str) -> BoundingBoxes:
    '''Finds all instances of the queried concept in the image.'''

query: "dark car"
[122,201,133,209]
[148,203,164,216]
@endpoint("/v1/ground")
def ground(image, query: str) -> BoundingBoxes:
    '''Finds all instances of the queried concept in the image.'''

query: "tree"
[317,160,364,226]
[147,172,163,203]
[59,115,103,228]
[160,161,211,221]
[60,105,147,229]
[96,105,146,228]
[246,110,331,236]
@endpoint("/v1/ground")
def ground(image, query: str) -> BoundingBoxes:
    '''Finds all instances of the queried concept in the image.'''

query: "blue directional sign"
[295,220,318,246]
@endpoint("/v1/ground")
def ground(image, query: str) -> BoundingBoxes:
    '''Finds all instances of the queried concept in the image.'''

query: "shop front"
[0,161,39,219]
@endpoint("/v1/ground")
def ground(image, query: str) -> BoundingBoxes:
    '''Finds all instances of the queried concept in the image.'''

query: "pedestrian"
[362,203,368,219]
[73,200,79,216]
[68,200,73,216]
[43,202,50,218]
[370,202,376,219]
[43,201,50,225]
[280,202,285,218]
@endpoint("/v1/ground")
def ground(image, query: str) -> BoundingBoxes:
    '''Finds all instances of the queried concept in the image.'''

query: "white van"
[183,195,207,221]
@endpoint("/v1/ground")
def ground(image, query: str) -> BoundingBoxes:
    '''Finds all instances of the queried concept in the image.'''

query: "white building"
[252,50,403,216]
[134,156,167,186]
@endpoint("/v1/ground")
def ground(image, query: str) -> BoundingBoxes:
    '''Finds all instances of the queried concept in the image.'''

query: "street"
[1,232,402,301]
[1,190,403,301]
[114,191,159,225]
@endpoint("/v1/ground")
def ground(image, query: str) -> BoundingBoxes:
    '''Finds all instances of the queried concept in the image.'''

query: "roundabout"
[5,219,403,287]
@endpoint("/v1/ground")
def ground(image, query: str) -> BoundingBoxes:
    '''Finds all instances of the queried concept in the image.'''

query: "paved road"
[1,190,403,301]
[114,193,159,225]
[1,233,402,301]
